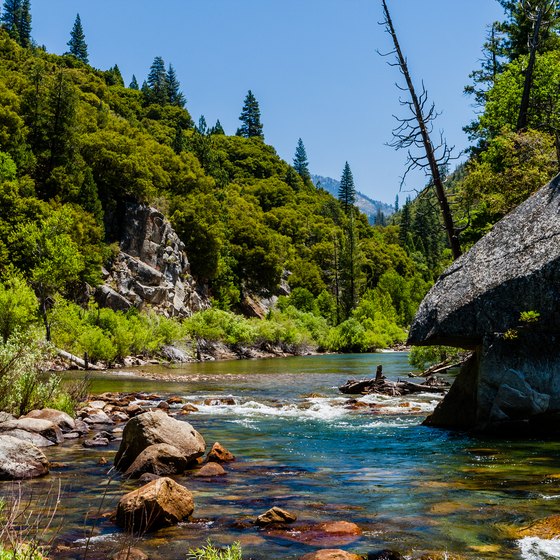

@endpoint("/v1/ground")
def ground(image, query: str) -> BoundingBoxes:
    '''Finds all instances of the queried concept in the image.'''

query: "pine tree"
[209,119,225,135]
[338,162,356,214]
[18,0,31,47]
[197,115,208,135]
[78,168,103,224]
[166,64,186,107]
[129,75,139,90]
[293,138,310,180]
[67,13,89,64]
[145,56,167,105]
[1,0,22,42]
[236,90,264,139]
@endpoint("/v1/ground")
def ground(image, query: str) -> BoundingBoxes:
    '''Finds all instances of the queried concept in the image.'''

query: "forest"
[0,0,558,408]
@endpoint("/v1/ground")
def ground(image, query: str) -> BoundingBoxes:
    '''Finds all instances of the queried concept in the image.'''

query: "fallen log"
[56,349,104,370]
[339,377,449,397]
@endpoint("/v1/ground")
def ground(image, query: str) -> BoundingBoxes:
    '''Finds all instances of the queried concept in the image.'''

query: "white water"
[518,537,560,559]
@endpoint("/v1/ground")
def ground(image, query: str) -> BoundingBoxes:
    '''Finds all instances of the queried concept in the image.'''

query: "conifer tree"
[166,64,186,107]
[129,75,139,90]
[78,168,103,224]
[18,0,31,47]
[236,90,264,139]
[67,13,89,64]
[1,0,22,42]
[197,115,208,135]
[145,56,167,105]
[338,162,356,213]
[210,119,225,135]
[293,138,310,180]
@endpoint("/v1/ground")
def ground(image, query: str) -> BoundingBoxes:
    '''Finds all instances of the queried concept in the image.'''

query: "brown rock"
[318,522,362,536]
[207,442,235,463]
[0,418,63,445]
[181,404,199,413]
[299,551,363,560]
[124,444,191,478]
[126,404,144,417]
[116,477,194,533]
[204,397,236,406]
[24,409,76,433]
[514,514,560,539]
[114,410,205,471]
[194,462,226,477]
[256,506,297,526]
[167,396,184,405]
[0,435,49,480]
[112,548,150,560]
[156,401,170,411]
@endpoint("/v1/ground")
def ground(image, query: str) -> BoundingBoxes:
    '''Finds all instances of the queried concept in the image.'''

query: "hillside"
[312,174,395,224]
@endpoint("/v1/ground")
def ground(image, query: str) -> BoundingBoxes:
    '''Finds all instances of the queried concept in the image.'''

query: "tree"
[1,0,21,42]
[145,56,167,105]
[197,115,208,135]
[166,64,186,107]
[338,162,356,213]
[381,0,462,260]
[67,13,89,64]
[210,119,225,135]
[293,138,310,180]
[129,75,139,90]
[78,167,103,224]
[236,90,264,139]
[18,0,31,47]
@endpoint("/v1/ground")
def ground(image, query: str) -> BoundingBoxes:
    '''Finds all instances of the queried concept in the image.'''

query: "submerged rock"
[193,462,226,478]
[256,506,297,526]
[409,175,560,432]
[115,476,194,533]
[0,435,49,480]
[114,410,205,471]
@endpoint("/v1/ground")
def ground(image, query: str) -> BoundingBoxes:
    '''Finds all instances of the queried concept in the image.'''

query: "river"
[6,353,560,559]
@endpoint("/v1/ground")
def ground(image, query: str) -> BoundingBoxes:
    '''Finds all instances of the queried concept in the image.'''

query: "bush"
[188,541,243,560]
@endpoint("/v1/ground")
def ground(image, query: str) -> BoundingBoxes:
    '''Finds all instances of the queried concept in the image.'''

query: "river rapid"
[5,352,560,559]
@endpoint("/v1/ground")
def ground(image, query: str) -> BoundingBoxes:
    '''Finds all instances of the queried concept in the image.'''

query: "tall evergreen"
[67,14,89,64]
[166,64,186,107]
[210,119,225,135]
[129,75,139,90]
[293,138,310,180]
[1,0,22,42]
[338,162,356,213]
[18,0,31,47]
[197,115,208,135]
[236,90,264,139]
[145,56,167,105]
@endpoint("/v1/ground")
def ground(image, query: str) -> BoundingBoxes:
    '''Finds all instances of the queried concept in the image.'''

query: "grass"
[188,540,243,560]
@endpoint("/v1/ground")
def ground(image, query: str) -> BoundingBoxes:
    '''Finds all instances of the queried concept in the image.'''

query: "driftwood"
[338,376,449,397]
[408,352,473,378]
[56,349,104,370]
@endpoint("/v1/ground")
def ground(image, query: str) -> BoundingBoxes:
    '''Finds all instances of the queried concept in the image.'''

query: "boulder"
[207,442,235,463]
[115,477,194,533]
[0,418,63,445]
[0,435,49,480]
[300,551,363,560]
[24,408,76,433]
[124,444,191,478]
[114,410,205,471]
[256,506,297,526]
[112,548,149,560]
[409,176,560,432]
[193,462,226,477]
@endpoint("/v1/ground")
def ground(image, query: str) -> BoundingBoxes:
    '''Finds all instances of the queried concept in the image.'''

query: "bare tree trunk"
[381,0,462,259]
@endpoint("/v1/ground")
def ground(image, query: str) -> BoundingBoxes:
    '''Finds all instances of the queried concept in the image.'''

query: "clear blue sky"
[30,0,505,203]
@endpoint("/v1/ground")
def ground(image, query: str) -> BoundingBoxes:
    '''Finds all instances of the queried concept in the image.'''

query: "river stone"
[112,548,150,560]
[409,175,560,432]
[256,506,297,526]
[299,551,363,560]
[24,408,76,433]
[114,410,205,471]
[193,462,226,477]
[124,444,191,478]
[0,435,49,479]
[115,476,194,533]
[207,442,235,463]
[0,418,64,445]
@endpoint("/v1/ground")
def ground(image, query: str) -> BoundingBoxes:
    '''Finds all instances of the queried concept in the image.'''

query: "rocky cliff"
[409,175,560,433]
[97,204,209,317]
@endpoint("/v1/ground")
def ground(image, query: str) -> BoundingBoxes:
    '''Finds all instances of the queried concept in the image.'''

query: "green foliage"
[236,90,263,139]
[519,310,540,324]
[338,161,356,213]
[0,543,46,560]
[188,541,243,560]
[293,137,310,181]
[0,271,38,343]
[409,345,463,371]
[67,14,89,64]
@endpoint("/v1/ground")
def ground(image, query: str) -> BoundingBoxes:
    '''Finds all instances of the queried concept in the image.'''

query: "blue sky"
[30,1,505,203]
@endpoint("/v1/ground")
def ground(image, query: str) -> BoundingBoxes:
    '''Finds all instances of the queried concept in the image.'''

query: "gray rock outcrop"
[97,204,209,317]
[409,175,560,432]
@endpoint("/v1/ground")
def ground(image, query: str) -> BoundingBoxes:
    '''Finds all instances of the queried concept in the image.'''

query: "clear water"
[5,353,560,559]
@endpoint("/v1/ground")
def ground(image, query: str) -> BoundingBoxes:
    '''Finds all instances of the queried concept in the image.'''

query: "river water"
[6,353,560,559]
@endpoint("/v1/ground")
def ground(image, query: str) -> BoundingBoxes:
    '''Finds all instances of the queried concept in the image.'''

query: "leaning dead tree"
[517,0,557,131]
[380,0,462,260]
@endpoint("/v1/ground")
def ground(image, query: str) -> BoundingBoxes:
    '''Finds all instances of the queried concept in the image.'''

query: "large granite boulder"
[114,410,205,471]
[0,435,49,479]
[97,203,209,317]
[0,418,64,446]
[409,175,560,432]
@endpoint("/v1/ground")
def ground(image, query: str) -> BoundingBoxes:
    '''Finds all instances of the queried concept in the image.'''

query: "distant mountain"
[311,174,395,225]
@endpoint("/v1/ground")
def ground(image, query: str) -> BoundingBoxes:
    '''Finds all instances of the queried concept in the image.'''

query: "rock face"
[114,410,205,471]
[409,176,560,432]
[0,435,49,480]
[97,203,209,317]
[115,477,194,533]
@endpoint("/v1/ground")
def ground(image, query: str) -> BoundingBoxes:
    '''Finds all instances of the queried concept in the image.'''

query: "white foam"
[541,495,560,501]
[518,536,560,559]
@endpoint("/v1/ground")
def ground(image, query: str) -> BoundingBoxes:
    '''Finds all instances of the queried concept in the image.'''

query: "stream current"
[5,352,560,559]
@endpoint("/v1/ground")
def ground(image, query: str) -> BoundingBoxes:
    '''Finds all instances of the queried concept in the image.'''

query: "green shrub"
[188,541,243,560]
[409,345,463,371]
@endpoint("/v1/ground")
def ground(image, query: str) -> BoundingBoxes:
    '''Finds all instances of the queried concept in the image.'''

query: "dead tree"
[380,0,462,260]
[517,0,557,131]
